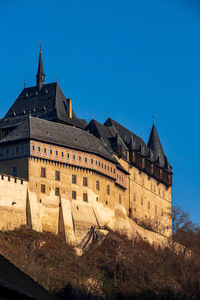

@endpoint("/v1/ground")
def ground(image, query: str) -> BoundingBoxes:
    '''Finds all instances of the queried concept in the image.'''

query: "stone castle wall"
[0,174,28,230]
[0,140,173,246]
[116,156,172,237]
[0,173,173,248]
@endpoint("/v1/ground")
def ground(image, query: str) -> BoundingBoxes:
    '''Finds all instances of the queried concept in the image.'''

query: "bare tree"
[171,205,194,234]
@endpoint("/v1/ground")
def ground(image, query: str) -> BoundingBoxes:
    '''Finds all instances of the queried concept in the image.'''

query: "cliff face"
[0,227,198,300]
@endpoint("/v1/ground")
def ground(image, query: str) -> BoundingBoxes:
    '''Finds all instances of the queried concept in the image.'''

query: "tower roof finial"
[153,112,155,125]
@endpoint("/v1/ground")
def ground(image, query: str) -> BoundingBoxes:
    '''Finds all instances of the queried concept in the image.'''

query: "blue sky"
[0,0,200,224]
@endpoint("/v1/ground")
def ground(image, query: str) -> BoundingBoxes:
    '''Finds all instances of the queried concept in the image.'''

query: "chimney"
[67,98,72,119]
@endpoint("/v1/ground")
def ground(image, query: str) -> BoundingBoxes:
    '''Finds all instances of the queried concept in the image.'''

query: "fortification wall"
[0,175,28,230]
[0,172,173,250]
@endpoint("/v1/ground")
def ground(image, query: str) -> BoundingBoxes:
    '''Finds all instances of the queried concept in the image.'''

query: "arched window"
[96,180,100,191]
[119,194,121,204]
[107,184,110,195]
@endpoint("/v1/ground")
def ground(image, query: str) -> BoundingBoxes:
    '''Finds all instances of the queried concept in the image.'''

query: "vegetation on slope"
[0,217,200,300]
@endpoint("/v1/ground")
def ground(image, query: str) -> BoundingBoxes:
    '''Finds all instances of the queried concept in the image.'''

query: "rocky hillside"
[0,226,200,299]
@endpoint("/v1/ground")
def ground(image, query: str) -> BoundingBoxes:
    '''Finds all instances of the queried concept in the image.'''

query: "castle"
[0,47,173,246]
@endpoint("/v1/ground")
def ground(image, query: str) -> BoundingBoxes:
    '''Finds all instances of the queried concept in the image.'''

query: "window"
[107,184,110,195]
[96,180,100,191]
[99,162,100,167]
[151,183,153,190]
[83,193,88,202]
[102,163,103,168]
[56,151,58,156]
[73,154,75,160]
[12,167,17,177]
[67,153,69,158]
[141,197,143,205]
[119,194,121,204]
[16,147,19,154]
[41,184,45,193]
[38,147,40,152]
[61,152,64,157]
[72,191,76,200]
[108,166,109,171]
[44,148,46,153]
[32,145,35,150]
[41,167,46,178]
[161,209,164,216]
[91,159,93,164]
[55,171,60,181]
[105,165,106,170]
[79,156,81,161]
[96,197,99,202]
[55,187,60,196]
[148,201,150,209]
[85,157,87,162]
[72,174,76,184]
[50,150,52,154]
[83,177,88,187]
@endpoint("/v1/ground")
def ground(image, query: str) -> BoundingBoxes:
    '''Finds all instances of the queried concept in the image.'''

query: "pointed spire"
[147,123,165,167]
[36,41,45,91]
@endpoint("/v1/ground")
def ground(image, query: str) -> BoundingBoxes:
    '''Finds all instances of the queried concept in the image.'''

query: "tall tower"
[36,43,45,91]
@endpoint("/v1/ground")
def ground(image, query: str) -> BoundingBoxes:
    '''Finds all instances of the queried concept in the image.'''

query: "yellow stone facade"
[116,156,172,237]
[0,137,172,243]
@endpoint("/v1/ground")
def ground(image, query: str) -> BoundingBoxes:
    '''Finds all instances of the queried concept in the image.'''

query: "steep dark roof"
[0,116,118,164]
[0,254,55,300]
[0,82,87,129]
[104,118,149,156]
[85,119,113,150]
[147,123,165,168]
